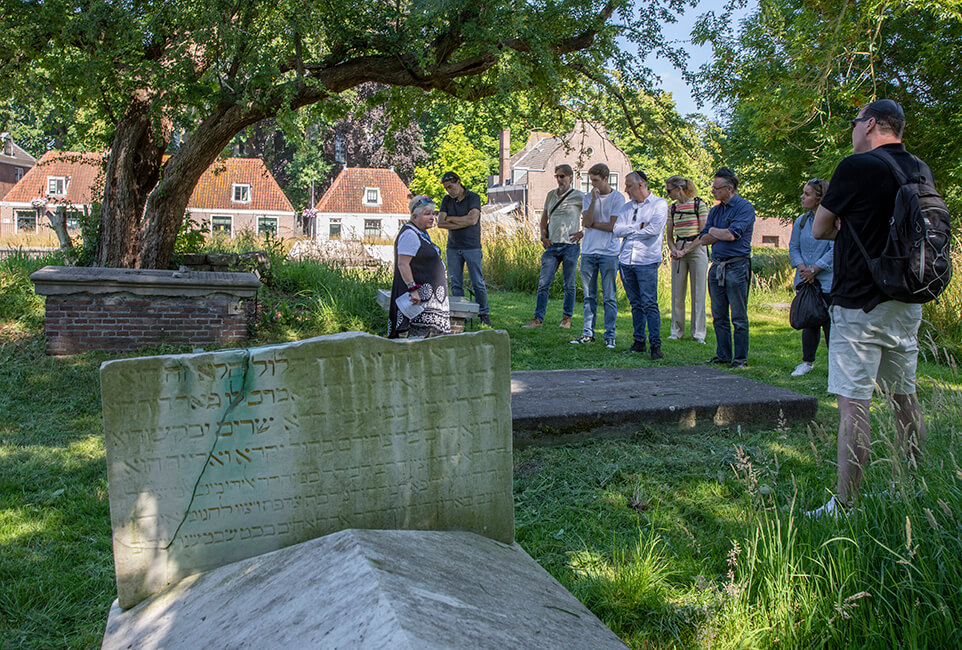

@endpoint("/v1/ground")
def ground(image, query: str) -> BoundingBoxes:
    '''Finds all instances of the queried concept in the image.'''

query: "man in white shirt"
[569,163,626,348]
[612,171,669,360]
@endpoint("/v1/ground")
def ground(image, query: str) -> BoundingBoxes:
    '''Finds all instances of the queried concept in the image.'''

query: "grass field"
[2,248,961,648]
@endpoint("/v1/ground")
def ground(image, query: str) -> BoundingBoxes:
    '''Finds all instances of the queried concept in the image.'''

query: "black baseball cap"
[633,170,648,184]
[441,171,461,183]
[865,99,905,120]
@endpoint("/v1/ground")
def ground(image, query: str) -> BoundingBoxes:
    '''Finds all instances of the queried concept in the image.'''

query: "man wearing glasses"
[612,171,669,360]
[697,168,756,369]
[523,164,585,329]
[808,99,930,518]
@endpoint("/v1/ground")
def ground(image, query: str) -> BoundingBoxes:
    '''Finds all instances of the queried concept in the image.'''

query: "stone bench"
[376,289,479,334]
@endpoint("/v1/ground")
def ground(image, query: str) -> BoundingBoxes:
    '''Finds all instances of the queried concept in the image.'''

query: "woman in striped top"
[665,175,710,343]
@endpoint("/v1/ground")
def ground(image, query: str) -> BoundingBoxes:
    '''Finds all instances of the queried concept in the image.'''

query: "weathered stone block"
[102,529,627,649]
[101,331,513,609]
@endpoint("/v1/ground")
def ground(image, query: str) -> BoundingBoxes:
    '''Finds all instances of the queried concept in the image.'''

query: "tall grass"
[0,252,65,333]
[701,372,962,648]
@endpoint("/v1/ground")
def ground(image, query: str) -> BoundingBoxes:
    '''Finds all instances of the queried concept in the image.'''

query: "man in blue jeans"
[612,171,668,360]
[697,168,756,368]
[437,171,490,327]
[523,164,584,329]
[570,163,626,349]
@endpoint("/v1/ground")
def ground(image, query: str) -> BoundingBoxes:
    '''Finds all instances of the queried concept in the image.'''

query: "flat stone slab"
[102,529,627,649]
[30,265,260,298]
[377,288,480,318]
[511,366,817,446]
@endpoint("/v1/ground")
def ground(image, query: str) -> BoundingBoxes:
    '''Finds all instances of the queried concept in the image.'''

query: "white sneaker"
[569,334,595,345]
[791,362,814,377]
[667,335,681,340]
[806,495,845,519]
[605,338,616,349]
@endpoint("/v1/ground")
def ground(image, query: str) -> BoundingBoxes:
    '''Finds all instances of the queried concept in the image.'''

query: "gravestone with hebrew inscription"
[102,331,513,609]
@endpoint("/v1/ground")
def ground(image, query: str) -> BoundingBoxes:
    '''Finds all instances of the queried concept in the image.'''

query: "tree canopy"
[697,0,962,220]
[2,0,694,268]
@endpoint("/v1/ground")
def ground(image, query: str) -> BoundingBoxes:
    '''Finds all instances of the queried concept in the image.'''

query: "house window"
[398,219,407,233]
[258,216,277,235]
[579,171,619,192]
[329,218,341,240]
[762,235,780,247]
[15,210,37,232]
[65,210,82,230]
[364,219,381,238]
[533,209,544,220]
[15,167,25,181]
[47,176,66,196]
[363,187,381,206]
[212,215,232,235]
[232,184,251,204]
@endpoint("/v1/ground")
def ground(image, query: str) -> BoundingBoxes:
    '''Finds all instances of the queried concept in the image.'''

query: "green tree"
[410,124,493,204]
[697,0,962,220]
[2,0,691,269]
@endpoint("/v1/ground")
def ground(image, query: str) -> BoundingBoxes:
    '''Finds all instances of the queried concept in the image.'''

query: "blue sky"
[644,0,756,119]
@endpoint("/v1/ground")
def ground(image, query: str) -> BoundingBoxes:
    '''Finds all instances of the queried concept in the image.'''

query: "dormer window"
[232,183,251,203]
[363,187,381,206]
[47,176,67,197]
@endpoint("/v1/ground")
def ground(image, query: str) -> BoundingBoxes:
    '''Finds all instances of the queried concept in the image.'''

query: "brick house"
[0,153,296,239]
[0,133,36,201]
[0,151,102,238]
[313,167,411,242]
[486,121,632,222]
[751,217,793,249]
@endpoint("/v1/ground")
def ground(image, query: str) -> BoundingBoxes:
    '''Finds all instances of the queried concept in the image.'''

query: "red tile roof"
[189,157,293,212]
[315,167,411,214]
[2,153,294,213]
[3,151,104,205]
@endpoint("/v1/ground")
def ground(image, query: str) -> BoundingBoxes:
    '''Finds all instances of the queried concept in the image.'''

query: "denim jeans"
[533,243,580,320]
[620,262,661,346]
[708,257,751,363]
[580,253,619,339]
[447,247,489,316]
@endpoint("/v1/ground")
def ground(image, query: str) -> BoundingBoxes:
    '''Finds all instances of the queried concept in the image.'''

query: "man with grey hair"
[612,170,668,360]
[809,99,931,517]
[697,167,755,369]
[524,164,584,329]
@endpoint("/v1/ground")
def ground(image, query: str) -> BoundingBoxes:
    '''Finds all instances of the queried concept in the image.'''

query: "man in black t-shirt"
[809,99,929,517]
[437,171,490,327]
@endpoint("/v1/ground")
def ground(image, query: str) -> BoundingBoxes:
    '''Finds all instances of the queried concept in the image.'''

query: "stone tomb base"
[103,528,627,650]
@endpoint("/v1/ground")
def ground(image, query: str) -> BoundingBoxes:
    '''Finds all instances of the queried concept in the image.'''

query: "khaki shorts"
[828,302,922,400]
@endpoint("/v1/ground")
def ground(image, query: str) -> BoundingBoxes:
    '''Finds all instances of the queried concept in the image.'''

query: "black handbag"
[789,282,829,330]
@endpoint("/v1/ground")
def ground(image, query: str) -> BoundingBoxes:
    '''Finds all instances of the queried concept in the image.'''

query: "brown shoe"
[559,315,572,329]
[522,317,543,329]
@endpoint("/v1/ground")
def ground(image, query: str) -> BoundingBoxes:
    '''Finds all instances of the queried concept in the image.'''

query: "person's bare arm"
[442,208,480,230]
[812,204,839,240]
[707,226,736,241]
[590,213,617,232]
[539,209,551,248]
[396,255,421,303]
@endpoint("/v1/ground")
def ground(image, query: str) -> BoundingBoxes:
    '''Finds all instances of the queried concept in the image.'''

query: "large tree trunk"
[97,93,170,268]
[137,103,268,269]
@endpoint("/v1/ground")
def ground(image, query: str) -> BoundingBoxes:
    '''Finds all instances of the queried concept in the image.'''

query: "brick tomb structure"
[30,266,260,355]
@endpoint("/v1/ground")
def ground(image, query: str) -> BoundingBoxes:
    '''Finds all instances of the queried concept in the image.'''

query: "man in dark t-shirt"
[809,99,929,517]
[437,171,490,327]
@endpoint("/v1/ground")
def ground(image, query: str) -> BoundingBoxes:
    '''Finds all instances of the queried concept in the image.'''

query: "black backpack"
[846,149,952,303]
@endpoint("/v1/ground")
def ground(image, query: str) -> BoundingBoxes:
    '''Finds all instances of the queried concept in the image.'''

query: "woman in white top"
[388,195,451,338]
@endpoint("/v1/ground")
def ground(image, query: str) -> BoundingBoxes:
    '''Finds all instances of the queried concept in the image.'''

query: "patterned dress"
[388,223,451,338]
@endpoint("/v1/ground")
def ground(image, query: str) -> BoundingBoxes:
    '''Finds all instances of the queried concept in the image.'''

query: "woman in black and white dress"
[388,195,451,338]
